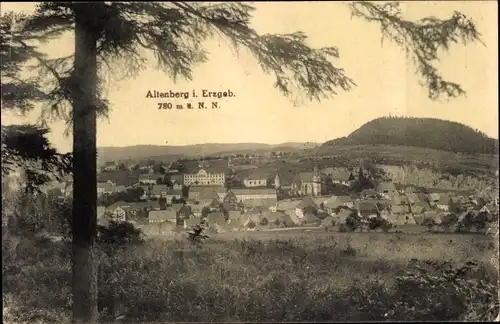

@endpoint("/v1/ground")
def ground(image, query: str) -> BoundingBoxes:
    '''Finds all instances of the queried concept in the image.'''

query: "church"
[290,168,323,197]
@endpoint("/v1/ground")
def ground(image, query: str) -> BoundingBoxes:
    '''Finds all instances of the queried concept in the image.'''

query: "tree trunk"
[71,5,99,323]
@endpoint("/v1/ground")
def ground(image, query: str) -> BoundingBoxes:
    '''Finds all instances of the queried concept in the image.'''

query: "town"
[45,153,499,236]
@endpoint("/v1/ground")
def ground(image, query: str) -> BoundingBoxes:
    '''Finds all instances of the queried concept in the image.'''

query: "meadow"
[3,229,499,323]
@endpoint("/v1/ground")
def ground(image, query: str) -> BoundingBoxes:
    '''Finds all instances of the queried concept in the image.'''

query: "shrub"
[421,217,437,232]
[186,225,209,247]
[440,213,458,231]
[345,213,361,232]
[368,216,392,232]
[387,260,499,321]
[97,221,145,256]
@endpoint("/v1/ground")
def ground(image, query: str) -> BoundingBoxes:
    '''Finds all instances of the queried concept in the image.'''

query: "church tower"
[311,156,321,197]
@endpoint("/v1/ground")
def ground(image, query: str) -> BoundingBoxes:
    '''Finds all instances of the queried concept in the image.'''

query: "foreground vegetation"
[3,226,499,323]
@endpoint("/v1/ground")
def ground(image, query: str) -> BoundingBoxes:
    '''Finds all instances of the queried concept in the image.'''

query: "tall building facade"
[184,169,225,186]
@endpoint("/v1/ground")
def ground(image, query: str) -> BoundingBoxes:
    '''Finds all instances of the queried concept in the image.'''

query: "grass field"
[3,230,499,323]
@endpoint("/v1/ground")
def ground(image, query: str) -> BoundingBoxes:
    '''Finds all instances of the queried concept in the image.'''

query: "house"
[103,161,118,171]
[361,189,378,198]
[291,170,323,197]
[106,201,158,222]
[301,210,321,226]
[278,213,298,227]
[405,193,421,205]
[422,211,442,225]
[436,195,450,212]
[321,216,336,228]
[170,173,184,186]
[280,210,299,226]
[185,217,202,228]
[260,211,283,224]
[327,169,354,186]
[189,186,226,202]
[223,190,240,210]
[323,195,354,211]
[140,185,151,200]
[428,193,441,205]
[242,198,278,211]
[389,204,415,225]
[189,203,207,217]
[172,203,191,217]
[228,210,242,221]
[125,202,159,219]
[184,169,225,186]
[113,185,127,194]
[139,173,164,185]
[97,182,114,196]
[356,201,379,218]
[105,201,128,222]
[172,182,183,190]
[148,208,177,224]
[229,188,277,202]
[98,170,139,187]
[206,212,226,225]
[166,189,182,204]
[376,181,396,194]
[151,184,169,199]
[293,197,319,219]
[241,213,262,229]
[335,208,353,224]
[243,173,268,187]
[275,199,301,212]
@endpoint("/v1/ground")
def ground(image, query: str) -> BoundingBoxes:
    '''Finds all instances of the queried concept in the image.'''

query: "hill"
[97,142,318,164]
[322,117,499,155]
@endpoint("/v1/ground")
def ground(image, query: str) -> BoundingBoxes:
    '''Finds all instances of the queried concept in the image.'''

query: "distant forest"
[323,117,499,155]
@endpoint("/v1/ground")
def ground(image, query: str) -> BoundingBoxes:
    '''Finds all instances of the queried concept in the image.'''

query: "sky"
[1,1,498,154]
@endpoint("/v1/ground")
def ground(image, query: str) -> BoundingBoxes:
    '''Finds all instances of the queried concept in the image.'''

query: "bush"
[368,217,392,232]
[97,221,145,256]
[421,217,437,232]
[345,213,361,232]
[186,225,209,247]
[387,260,499,321]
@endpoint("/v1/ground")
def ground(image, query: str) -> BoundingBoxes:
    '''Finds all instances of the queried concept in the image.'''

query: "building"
[356,201,379,218]
[376,181,398,199]
[229,188,277,202]
[184,169,225,186]
[436,195,450,212]
[243,173,268,188]
[189,186,227,202]
[323,195,354,211]
[148,208,177,224]
[291,168,322,197]
[295,197,319,219]
[103,161,118,171]
[139,173,164,185]
[323,168,354,186]
[151,184,169,199]
[97,181,114,196]
[106,201,158,222]
[166,189,183,203]
[105,201,128,222]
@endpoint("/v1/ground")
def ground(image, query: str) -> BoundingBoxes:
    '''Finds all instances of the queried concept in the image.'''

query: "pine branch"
[348,1,484,100]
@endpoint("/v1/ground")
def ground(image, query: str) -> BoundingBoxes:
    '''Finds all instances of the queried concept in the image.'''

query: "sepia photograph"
[1,1,499,323]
